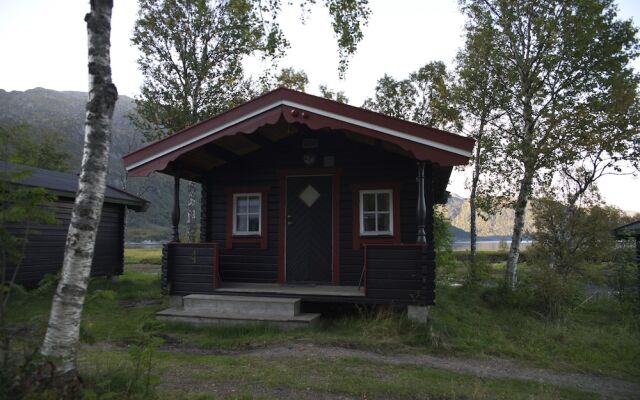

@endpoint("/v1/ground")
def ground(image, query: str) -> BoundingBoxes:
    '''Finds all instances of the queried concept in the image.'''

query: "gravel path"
[159,342,640,399]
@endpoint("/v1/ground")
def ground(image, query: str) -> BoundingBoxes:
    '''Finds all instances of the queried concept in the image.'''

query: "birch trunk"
[187,181,197,242]
[40,0,117,374]
[469,120,485,264]
[505,166,534,289]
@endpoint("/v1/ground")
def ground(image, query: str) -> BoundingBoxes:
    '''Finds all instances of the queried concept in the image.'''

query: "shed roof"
[614,220,640,238]
[1,161,148,211]
[123,88,475,178]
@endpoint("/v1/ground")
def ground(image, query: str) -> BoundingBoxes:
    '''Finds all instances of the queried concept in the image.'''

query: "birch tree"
[454,8,505,265]
[39,0,118,381]
[460,0,639,288]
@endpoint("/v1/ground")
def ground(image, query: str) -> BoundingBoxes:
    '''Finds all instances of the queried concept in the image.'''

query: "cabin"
[1,162,148,286]
[123,88,474,325]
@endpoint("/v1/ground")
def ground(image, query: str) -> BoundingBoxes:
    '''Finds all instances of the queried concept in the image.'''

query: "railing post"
[416,161,426,244]
[172,175,180,242]
[161,243,170,295]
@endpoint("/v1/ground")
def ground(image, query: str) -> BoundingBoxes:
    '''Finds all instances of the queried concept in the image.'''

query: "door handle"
[287,214,292,226]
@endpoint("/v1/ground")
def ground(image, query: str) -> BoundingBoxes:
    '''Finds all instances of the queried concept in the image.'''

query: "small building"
[614,220,640,293]
[1,161,148,286]
[123,88,474,323]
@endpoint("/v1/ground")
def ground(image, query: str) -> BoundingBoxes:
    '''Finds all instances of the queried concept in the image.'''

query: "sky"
[1,0,639,212]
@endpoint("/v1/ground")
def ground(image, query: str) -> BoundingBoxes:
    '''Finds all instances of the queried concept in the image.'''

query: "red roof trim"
[123,88,475,176]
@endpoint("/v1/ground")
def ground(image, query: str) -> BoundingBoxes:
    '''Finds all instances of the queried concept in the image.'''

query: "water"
[453,240,532,252]
[125,240,163,249]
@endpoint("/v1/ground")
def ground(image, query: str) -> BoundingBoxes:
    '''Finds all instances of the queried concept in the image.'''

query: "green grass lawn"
[4,267,639,398]
[124,247,163,265]
[79,347,596,399]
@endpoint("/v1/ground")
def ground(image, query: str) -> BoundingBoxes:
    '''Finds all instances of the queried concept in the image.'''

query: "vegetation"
[3,268,638,390]
[363,61,461,131]
[459,0,640,288]
[125,248,163,265]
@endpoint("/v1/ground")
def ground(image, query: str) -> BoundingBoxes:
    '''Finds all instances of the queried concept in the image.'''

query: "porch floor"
[216,282,365,297]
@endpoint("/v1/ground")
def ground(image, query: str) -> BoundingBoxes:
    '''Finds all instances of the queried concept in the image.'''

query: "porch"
[162,242,430,305]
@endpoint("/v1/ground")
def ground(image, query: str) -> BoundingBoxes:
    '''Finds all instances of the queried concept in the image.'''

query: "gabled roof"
[123,88,475,177]
[1,161,148,212]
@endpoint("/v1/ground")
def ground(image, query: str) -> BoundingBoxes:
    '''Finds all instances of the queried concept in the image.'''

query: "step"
[183,294,301,318]
[156,307,320,329]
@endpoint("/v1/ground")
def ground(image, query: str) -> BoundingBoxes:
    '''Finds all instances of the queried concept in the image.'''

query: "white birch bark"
[187,181,197,242]
[40,0,117,374]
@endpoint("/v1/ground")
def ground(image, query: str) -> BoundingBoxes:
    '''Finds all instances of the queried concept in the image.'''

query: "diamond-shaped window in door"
[299,184,320,207]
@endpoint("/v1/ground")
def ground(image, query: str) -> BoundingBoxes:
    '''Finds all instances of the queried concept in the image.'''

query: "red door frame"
[277,168,342,285]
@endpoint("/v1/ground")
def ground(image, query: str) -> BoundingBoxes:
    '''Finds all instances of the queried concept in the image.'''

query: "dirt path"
[159,342,640,399]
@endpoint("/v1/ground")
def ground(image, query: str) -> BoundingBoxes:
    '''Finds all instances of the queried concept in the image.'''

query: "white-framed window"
[359,189,393,236]
[232,193,261,235]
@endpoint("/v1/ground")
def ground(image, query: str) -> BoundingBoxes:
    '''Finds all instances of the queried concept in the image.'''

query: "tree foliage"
[261,67,310,92]
[132,0,266,141]
[319,84,348,103]
[530,198,624,277]
[0,125,71,172]
[460,0,640,288]
[363,62,461,131]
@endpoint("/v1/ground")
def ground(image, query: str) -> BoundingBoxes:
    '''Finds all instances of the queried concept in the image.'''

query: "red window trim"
[225,186,270,250]
[351,182,401,250]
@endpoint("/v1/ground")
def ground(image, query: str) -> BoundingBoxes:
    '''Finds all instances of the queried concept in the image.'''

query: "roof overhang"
[123,88,475,177]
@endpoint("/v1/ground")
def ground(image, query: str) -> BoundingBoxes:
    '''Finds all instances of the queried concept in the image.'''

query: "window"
[232,193,261,235]
[359,189,393,236]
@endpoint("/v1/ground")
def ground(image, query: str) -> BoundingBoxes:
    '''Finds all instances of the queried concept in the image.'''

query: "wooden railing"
[161,242,220,296]
[363,244,434,305]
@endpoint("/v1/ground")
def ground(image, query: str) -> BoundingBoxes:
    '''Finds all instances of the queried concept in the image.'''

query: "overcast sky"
[1,0,639,212]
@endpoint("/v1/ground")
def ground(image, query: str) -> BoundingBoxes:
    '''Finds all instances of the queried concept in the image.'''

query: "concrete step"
[183,294,301,318]
[156,307,320,329]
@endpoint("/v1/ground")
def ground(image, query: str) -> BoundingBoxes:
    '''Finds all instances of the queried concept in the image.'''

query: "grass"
[4,265,639,398]
[79,347,595,400]
[125,248,163,265]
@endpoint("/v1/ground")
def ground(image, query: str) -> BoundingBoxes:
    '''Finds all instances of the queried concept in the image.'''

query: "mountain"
[0,88,179,240]
[443,193,533,239]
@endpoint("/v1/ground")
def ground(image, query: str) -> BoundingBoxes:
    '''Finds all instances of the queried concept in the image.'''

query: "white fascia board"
[126,100,472,171]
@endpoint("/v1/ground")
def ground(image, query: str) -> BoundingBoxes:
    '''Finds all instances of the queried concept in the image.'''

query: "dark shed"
[1,161,148,286]
[614,220,640,292]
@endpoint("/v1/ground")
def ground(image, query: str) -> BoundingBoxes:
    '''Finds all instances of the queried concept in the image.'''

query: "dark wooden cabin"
[123,88,474,317]
[2,162,148,286]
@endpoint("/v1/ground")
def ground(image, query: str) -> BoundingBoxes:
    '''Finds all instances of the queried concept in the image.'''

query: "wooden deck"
[216,282,364,297]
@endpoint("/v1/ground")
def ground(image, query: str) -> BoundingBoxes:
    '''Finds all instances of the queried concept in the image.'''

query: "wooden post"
[172,175,180,242]
[416,161,426,244]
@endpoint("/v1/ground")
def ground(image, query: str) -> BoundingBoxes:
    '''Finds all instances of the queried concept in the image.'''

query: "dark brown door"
[285,176,332,283]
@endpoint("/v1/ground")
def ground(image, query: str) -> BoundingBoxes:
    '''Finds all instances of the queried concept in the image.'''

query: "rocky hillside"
[444,193,533,238]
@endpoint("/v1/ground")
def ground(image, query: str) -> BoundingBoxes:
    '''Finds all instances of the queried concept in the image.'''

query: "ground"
[4,257,640,399]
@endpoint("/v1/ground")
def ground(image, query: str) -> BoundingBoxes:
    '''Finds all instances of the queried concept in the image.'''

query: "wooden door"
[285,176,332,283]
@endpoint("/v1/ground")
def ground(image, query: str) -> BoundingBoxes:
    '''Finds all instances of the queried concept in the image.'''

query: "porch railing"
[362,244,434,305]
[161,242,220,296]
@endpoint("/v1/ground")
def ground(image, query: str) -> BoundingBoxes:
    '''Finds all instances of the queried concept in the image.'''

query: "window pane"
[236,197,248,213]
[362,193,376,212]
[248,215,260,232]
[248,196,260,213]
[363,213,376,232]
[377,213,390,232]
[377,192,390,211]
[236,214,247,232]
